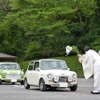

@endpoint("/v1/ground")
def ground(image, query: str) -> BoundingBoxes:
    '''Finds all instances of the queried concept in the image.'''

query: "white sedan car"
[24,59,78,91]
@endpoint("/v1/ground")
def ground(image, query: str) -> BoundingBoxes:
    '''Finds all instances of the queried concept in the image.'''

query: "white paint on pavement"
[13,85,24,88]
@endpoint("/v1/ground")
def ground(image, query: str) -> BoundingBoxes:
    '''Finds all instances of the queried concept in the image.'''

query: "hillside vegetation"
[0,0,100,61]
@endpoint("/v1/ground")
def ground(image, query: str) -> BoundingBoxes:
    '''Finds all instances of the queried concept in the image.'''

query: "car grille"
[59,76,68,82]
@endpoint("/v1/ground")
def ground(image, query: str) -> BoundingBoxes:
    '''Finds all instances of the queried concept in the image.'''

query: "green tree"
[0,0,100,60]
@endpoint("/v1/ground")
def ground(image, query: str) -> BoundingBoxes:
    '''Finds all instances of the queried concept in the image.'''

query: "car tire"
[39,79,47,91]
[0,79,2,85]
[70,84,77,91]
[12,82,15,85]
[24,78,30,89]
[20,81,24,85]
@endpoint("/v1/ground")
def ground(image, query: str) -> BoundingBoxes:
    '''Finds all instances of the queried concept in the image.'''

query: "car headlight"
[53,76,59,83]
[72,73,77,79]
[47,73,53,79]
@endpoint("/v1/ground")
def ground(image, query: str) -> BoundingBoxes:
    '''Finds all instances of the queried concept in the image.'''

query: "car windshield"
[40,60,68,70]
[0,64,20,70]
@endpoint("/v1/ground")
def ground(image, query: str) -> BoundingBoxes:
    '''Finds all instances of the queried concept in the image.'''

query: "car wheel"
[0,79,2,85]
[20,81,24,85]
[39,79,47,91]
[70,84,77,91]
[12,82,15,85]
[24,78,30,89]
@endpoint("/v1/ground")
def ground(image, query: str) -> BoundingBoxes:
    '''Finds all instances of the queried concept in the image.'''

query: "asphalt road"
[0,78,100,100]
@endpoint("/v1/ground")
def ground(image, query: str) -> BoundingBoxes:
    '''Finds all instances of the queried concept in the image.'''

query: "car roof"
[0,62,18,64]
[31,59,64,62]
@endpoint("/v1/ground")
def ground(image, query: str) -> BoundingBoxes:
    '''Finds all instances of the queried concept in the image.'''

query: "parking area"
[0,78,100,100]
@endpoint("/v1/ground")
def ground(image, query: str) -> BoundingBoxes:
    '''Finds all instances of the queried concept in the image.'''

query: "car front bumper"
[1,79,23,83]
[1,74,23,83]
[45,80,77,88]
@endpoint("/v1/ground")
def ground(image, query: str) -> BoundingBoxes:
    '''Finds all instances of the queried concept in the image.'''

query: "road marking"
[79,85,93,88]
[13,85,24,88]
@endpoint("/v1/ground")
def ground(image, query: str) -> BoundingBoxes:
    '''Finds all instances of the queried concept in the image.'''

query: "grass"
[54,56,83,77]
[20,56,84,77]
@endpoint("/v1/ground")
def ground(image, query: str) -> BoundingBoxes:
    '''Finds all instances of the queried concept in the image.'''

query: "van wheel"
[24,78,30,89]
[39,79,47,91]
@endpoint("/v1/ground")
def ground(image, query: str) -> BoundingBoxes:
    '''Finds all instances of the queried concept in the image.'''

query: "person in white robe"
[78,46,100,94]
[98,50,100,56]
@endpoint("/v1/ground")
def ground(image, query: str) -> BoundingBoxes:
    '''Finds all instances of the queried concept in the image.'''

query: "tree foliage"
[0,0,100,60]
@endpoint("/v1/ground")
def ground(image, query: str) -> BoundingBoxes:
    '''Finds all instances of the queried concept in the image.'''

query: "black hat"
[84,46,90,52]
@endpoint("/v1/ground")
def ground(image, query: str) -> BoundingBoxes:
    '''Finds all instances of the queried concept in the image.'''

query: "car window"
[28,62,34,70]
[0,64,20,70]
[40,61,68,70]
[34,62,39,70]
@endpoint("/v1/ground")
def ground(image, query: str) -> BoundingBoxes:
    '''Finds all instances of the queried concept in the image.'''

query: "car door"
[30,61,39,85]
[26,61,34,84]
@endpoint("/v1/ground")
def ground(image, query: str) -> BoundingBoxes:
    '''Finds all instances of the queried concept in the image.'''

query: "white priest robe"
[78,49,100,92]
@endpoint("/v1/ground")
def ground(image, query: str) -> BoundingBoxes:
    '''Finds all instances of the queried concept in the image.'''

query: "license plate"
[59,83,68,87]
[6,75,21,80]
[11,79,17,82]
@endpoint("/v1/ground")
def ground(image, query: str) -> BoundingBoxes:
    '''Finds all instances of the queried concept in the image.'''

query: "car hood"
[2,70,22,74]
[40,69,76,76]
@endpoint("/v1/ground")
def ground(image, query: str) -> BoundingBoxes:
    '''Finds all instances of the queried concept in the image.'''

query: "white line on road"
[78,85,93,88]
[13,85,24,88]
